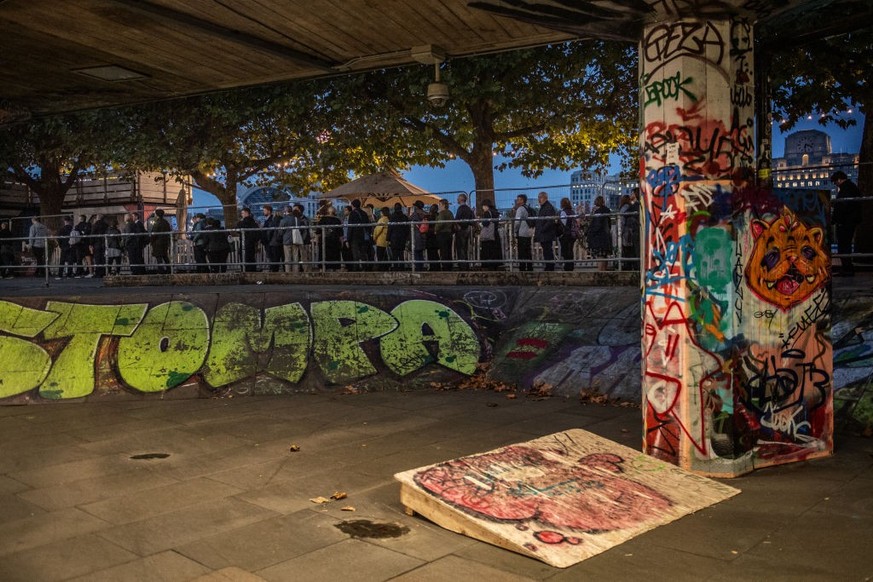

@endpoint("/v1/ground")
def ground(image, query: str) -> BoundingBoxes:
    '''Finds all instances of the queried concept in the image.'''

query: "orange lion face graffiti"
[744,208,828,311]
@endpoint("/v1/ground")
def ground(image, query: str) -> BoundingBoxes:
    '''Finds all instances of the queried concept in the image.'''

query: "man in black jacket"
[347,199,370,271]
[260,205,282,272]
[454,193,475,271]
[238,207,260,272]
[831,171,863,277]
[535,191,559,271]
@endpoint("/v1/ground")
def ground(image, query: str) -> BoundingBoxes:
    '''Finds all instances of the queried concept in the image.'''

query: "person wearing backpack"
[559,197,578,271]
[513,194,533,271]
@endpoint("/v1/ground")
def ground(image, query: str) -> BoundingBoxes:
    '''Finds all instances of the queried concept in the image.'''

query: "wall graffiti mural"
[640,17,833,476]
[0,288,646,403]
[0,296,481,400]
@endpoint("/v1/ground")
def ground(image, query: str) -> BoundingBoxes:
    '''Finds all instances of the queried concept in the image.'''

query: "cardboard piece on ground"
[395,428,740,568]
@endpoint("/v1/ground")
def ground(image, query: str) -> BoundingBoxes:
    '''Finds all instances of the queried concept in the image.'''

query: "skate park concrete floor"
[0,389,872,581]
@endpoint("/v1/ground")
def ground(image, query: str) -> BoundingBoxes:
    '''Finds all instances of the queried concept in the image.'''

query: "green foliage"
[324,40,638,200]
[770,29,872,131]
[0,110,123,221]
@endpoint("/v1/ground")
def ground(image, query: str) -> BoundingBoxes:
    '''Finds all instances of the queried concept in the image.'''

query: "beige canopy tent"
[321,172,442,209]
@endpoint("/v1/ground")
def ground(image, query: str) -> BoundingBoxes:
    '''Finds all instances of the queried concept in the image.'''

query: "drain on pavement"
[335,519,410,539]
[129,453,171,460]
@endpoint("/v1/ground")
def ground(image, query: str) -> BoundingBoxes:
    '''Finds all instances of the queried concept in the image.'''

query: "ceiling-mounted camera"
[412,44,449,108]
[427,82,449,107]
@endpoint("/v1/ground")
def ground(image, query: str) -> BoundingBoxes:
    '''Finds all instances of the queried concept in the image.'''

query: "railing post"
[410,220,416,273]
[169,233,175,275]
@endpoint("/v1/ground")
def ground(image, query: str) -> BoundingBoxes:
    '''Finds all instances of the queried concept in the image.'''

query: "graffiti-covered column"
[640,18,833,476]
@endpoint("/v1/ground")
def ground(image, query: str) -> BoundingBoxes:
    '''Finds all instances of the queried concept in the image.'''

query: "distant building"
[569,171,635,210]
[772,129,859,190]
[0,171,191,232]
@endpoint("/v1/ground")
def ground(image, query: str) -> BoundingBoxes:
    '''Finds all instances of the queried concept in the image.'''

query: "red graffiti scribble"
[507,337,550,360]
[535,530,581,545]
[644,300,727,459]
[414,447,673,537]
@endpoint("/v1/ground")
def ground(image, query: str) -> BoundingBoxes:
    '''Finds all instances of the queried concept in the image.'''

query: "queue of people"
[0,191,644,278]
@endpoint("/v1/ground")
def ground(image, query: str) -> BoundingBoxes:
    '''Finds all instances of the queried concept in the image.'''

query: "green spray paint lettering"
[117,301,209,392]
[0,301,58,398]
[381,300,479,376]
[39,302,148,399]
[203,302,311,387]
[310,301,397,384]
[690,227,734,349]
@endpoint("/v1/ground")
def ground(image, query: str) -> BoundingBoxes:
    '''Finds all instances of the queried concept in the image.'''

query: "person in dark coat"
[316,206,343,271]
[204,218,231,273]
[534,191,558,271]
[347,199,370,272]
[238,207,260,272]
[425,204,440,271]
[831,171,863,276]
[56,216,76,279]
[189,213,209,273]
[387,203,409,271]
[260,205,283,272]
[149,209,172,274]
[454,193,475,271]
[0,221,15,278]
[587,195,612,272]
[558,197,577,272]
[123,213,147,275]
[90,214,108,277]
[478,200,502,271]
[76,214,94,277]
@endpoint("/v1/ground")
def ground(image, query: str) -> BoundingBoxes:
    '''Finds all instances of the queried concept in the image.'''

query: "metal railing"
[0,212,642,283]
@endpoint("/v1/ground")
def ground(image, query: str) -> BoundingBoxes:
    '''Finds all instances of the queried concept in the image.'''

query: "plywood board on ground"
[395,428,740,568]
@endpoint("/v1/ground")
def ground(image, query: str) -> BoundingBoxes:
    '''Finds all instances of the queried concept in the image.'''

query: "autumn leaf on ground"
[289,444,301,452]
[309,496,331,504]
[506,393,517,400]
[331,491,348,500]
[341,506,356,512]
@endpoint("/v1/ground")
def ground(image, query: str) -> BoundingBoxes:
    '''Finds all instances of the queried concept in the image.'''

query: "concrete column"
[640,18,833,476]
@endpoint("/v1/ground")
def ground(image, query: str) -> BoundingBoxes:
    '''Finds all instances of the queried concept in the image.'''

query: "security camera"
[427,82,449,107]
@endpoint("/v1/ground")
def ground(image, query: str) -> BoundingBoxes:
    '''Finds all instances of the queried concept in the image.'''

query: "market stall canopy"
[322,172,442,208]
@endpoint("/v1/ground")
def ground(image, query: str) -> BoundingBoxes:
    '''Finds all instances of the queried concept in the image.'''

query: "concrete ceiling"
[1,0,869,123]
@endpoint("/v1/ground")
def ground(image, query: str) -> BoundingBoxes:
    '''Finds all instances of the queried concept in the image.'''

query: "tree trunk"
[468,147,495,213]
[191,171,240,228]
[853,105,872,262]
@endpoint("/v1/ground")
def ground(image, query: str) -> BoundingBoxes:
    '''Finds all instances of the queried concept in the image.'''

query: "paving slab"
[80,477,243,525]
[175,510,347,571]
[391,554,538,581]
[255,538,423,582]
[0,534,135,582]
[69,550,210,582]
[97,498,279,556]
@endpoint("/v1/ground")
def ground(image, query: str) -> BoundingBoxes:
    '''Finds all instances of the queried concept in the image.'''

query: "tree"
[129,83,345,228]
[325,40,638,208]
[770,28,873,254]
[0,111,121,230]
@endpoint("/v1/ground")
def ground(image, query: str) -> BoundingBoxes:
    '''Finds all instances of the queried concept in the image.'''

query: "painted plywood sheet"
[395,429,739,568]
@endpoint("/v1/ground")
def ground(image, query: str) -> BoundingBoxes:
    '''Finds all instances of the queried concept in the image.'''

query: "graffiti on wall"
[640,17,832,475]
[0,298,481,400]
